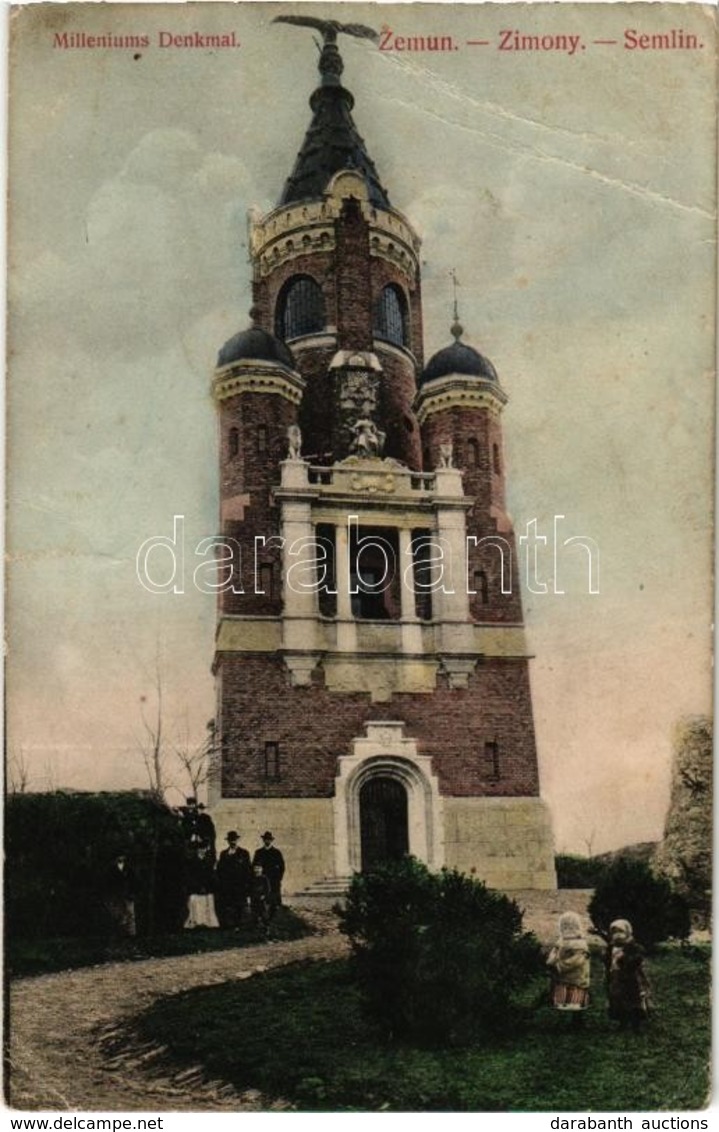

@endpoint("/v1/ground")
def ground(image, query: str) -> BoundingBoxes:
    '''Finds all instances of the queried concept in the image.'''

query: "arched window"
[374,284,408,347]
[228,427,239,459]
[467,438,479,467]
[257,425,267,454]
[275,275,325,341]
[493,443,502,475]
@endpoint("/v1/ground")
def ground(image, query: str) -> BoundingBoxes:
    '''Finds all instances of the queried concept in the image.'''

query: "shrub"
[555,853,609,888]
[336,857,543,1047]
[6,790,188,939]
[654,716,712,927]
[588,857,691,949]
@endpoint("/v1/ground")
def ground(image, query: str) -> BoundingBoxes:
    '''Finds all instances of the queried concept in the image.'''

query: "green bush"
[6,790,188,940]
[588,857,691,949]
[555,853,609,888]
[336,857,543,1047]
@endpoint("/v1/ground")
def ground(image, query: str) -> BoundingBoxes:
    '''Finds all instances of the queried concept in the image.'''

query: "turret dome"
[217,326,295,370]
[420,321,498,386]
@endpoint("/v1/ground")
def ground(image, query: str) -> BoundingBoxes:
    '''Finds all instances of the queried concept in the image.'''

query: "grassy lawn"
[8,908,310,978]
[132,944,711,1111]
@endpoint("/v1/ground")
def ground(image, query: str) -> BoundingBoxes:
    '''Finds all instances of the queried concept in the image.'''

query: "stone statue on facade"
[439,441,454,468]
[351,418,385,458]
[287,424,303,460]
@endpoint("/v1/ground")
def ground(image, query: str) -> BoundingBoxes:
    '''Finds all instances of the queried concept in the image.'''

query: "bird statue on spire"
[273,15,379,44]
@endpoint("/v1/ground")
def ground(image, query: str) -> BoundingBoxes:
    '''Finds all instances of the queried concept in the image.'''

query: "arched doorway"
[359,775,409,870]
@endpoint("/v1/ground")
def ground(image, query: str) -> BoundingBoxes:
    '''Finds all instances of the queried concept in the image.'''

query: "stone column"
[335,519,357,652]
[278,460,318,672]
[432,467,474,655]
[399,526,423,653]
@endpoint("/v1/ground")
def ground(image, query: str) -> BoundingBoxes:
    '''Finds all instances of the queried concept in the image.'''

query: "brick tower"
[210,25,556,892]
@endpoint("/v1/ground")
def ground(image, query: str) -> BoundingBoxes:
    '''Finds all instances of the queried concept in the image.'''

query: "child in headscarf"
[605,918,652,1030]
[547,912,591,1022]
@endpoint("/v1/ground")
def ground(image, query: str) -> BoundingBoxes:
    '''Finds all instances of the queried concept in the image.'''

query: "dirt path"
[8,910,348,1112]
[8,893,593,1113]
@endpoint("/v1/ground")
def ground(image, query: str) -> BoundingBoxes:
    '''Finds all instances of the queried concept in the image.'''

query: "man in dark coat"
[252,831,285,917]
[180,797,200,841]
[103,853,137,938]
[196,804,217,860]
[215,831,251,929]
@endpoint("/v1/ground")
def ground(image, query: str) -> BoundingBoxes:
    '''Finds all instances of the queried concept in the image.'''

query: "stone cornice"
[373,339,419,370]
[213,361,306,405]
[249,180,421,284]
[214,616,530,660]
[414,374,509,424]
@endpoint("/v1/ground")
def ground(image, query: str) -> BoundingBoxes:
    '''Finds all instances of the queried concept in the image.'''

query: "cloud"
[12,129,257,359]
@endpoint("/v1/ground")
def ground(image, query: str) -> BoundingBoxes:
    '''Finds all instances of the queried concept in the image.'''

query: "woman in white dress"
[185,839,219,929]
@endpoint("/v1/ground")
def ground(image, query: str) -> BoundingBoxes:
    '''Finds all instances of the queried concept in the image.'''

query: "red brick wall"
[250,211,424,470]
[219,390,297,616]
[421,404,524,622]
[294,344,338,461]
[369,255,424,367]
[374,348,422,469]
[217,653,540,798]
[253,252,335,338]
[336,199,373,349]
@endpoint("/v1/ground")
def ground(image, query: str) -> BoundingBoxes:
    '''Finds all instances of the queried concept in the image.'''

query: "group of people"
[185,826,286,935]
[546,913,652,1030]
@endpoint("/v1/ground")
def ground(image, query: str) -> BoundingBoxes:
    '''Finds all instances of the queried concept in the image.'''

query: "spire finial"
[273,16,378,86]
[449,269,463,341]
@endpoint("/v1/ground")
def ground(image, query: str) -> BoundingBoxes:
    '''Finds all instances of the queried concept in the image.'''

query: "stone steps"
[292,876,353,900]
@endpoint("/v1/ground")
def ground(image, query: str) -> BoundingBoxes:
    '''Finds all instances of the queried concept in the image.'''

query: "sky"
[7,1,715,852]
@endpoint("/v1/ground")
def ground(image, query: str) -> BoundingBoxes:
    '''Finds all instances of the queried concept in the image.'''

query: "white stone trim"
[213,363,305,405]
[415,374,508,423]
[333,721,443,875]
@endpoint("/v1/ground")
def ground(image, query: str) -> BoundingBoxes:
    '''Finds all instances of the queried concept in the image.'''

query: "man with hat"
[196,803,217,862]
[252,831,285,917]
[215,831,251,929]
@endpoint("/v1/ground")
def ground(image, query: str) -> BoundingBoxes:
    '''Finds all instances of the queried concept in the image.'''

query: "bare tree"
[8,746,31,794]
[138,661,170,800]
[42,756,58,793]
[172,719,218,801]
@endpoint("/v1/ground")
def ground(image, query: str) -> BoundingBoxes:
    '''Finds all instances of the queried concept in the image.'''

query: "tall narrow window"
[228,427,239,458]
[485,740,500,780]
[275,275,325,340]
[258,563,273,598]
[349,525,400,620]
[257,425,267,454]
[467,438,479,467]
[474,569,489,605]
[374,284,408,347]
[493,442,501,475]
[264,741,280,781]
[412,530,433,621]
[316,523,337,618]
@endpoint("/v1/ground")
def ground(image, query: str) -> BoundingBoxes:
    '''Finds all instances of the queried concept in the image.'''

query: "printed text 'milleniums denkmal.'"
[135,515,600,597]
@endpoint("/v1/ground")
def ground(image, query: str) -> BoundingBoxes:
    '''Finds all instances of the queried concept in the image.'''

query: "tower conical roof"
[279,36,390,208]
